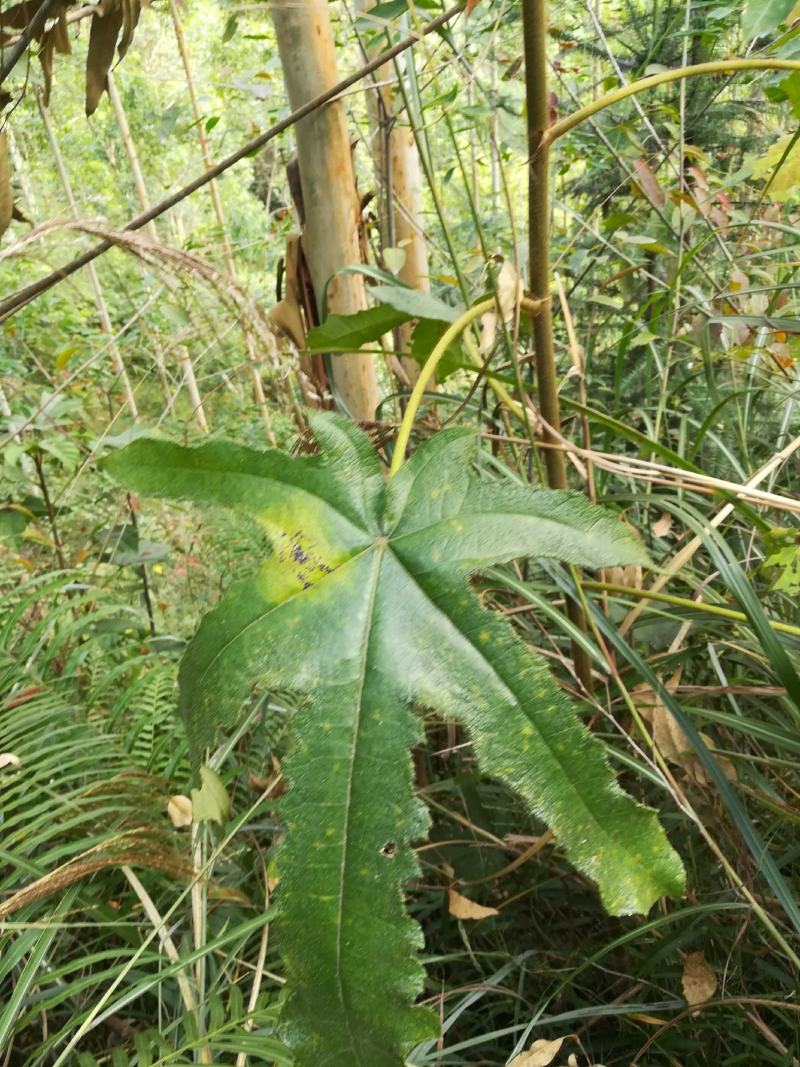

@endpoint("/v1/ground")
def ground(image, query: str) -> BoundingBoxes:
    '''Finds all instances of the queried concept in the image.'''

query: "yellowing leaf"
[447,889,499,921]
[383,246,407,276]
[749,135,800,202]
[55,344,80,371]
[682,950,717,1005]
[167,794,193,828]
[190,766,231,824]
[509,1037,564,1067]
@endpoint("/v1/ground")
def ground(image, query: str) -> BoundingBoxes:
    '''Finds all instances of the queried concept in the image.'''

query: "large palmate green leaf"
[104,414,684,1067]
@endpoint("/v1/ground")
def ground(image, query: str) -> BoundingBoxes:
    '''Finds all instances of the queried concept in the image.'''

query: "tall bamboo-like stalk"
[270,0,379,422]
[357,0,428,387]
[36,92,139,421]
[168,0,275,441]
[523,0,563,491]
[106,71,209,434]
[522,0,593,691]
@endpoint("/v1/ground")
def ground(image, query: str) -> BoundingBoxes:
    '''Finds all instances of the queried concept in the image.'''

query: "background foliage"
[2,0,800,1063]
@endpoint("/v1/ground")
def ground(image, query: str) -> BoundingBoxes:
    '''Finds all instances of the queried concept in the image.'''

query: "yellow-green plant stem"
[547,59,800,144]
[585,580,800,640]
[389,296,543,475]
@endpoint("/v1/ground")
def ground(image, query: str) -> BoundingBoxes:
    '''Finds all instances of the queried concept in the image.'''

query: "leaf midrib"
[332,541,385,1066]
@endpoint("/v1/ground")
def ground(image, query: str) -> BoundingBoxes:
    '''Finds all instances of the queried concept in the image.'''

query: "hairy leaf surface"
[104,415,685,1066]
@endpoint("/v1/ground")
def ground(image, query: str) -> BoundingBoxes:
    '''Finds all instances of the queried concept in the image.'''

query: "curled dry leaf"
[602,563,642,589]
[651,512,673,539]
[633,158,666,209]
[0,752,21,770]
[496,259,523,321]
[268,234,307,349]
[167,794,193,828]
[682,950,717,1005]
[85,3,125,116]
[509,1036,564,1067]
[636,670,737,785]
[447,888,499,921]
[479,260,522,355]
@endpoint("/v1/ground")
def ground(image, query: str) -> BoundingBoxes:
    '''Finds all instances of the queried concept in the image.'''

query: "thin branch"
[547,57,800,144]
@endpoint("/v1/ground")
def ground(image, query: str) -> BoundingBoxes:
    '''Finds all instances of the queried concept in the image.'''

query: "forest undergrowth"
[2,0,800,1064]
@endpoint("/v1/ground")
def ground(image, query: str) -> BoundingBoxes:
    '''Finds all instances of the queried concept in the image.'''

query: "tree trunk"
[270,0,379,423]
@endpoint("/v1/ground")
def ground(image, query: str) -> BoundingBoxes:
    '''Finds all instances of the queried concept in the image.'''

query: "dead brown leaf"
[39,34,55,106]
[509,1037,564,1067]
[636,671,736,784]
[447,888,498,921]
[166,794,193,828]
[118,0,141,60]
[651,512,673,539]
[602,564,642,589]
[682,950,717,1005]
[86,3,124,116]
[633,159,666,209]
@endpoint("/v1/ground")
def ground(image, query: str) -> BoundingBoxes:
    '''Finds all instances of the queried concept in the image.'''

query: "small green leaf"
[409,318,465,380]
[370,283,461,323]
[191,766,231,824]
[777,70,800,117]
[306,305,409,351]
[742,0,795,39]
[762,527,800,594]
[0,507,26,547]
